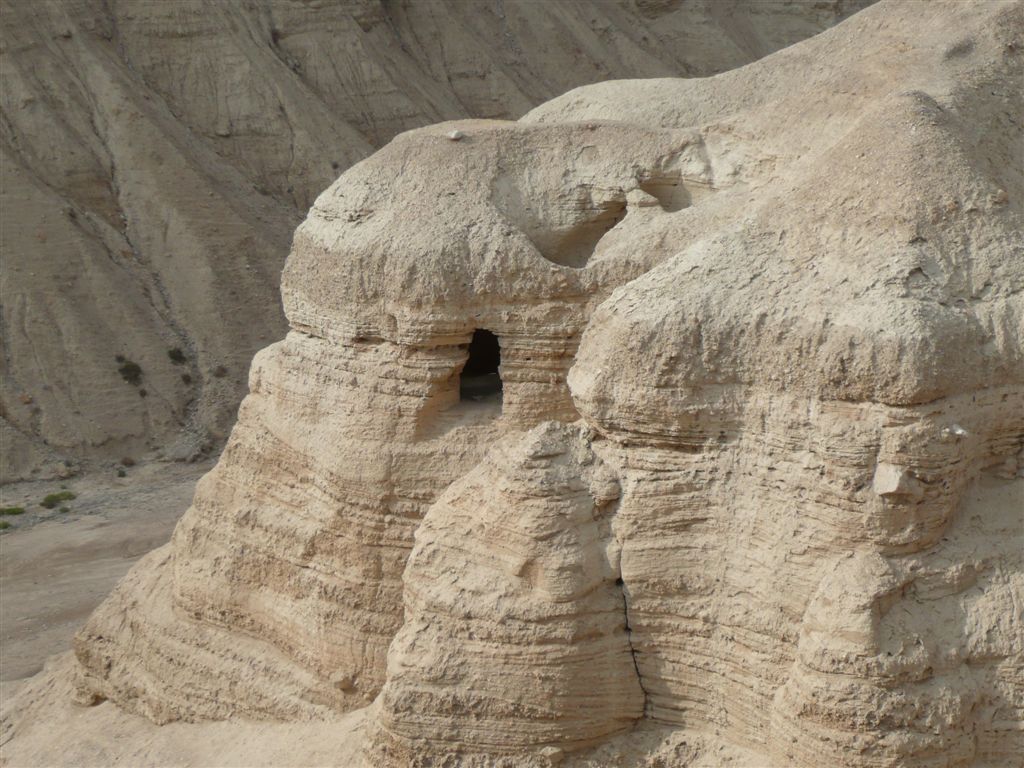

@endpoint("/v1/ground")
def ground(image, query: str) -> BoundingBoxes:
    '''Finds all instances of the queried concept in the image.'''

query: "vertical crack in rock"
[22,3,1022,767]
[619,578,650,717]
[69,119,714,725]
[365,422,645,765]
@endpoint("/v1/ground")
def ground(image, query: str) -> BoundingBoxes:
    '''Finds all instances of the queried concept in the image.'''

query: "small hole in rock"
[460,330,502,402]
[640,176,692,212]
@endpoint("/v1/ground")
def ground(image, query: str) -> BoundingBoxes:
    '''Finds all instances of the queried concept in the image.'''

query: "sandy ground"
[0,461,211,703]
[0,458,370,768]
[0,653,367,768]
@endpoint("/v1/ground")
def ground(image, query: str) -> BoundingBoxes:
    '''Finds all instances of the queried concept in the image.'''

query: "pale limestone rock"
[0,0,867,480]
[366,423,643,765]
[72,116,715,720]
[873,462,925,500]
[3,1,1022,766]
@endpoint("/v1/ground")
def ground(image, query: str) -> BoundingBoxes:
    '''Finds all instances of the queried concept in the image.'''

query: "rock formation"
[2,0,1022,765]
[0,0,869,482]
[72,116,712,721]
[369,423,644,765]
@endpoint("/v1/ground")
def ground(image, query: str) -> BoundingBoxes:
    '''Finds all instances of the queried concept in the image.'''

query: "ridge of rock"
[2,1,1021,765]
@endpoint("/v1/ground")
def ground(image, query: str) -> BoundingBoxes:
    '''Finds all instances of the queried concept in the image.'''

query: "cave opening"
[460,329,502,402]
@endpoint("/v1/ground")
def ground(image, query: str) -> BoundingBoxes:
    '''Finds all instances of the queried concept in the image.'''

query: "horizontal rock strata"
[59,1,1023,765]
[0,0,868,479]
[367,422,643,766]
[73,118,721,719]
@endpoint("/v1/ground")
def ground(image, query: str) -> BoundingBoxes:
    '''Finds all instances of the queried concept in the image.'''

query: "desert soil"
[0,460,209,703]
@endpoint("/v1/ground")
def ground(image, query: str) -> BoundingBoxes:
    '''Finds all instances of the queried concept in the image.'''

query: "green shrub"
[117,469,126,477]
[168,348,187,364]
[118,360,143,385]
[41,491,75,509]
[0,506,25,516]
[0,521,10,530]
[60,506,70,513]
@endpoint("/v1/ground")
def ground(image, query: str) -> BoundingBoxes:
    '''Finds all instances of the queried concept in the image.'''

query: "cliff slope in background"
[2,1,1020,766]
[0,0,870,481]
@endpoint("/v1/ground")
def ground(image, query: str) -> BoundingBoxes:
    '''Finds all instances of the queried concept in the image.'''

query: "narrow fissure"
[619,578,649,714]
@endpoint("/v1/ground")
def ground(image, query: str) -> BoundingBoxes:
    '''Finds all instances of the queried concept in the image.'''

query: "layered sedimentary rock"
[368,423,643,765]
[25,0,1024,765]
[73,118,713,719]
[0,0,869,481]
[371,0,1023,764]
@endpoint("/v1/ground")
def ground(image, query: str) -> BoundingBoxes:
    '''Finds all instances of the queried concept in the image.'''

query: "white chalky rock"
[872,462,925,501]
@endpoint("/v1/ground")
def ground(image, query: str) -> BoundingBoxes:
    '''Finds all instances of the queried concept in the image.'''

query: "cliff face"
[372,422,646,765]
[0,0,869,482]
[5,0,1022,765]
[72,116,711,721]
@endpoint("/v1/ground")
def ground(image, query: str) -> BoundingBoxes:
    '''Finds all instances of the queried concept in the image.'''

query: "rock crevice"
[47,2,1024,766]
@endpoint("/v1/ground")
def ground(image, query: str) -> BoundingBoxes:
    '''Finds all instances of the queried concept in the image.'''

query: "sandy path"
[0,461,210,701]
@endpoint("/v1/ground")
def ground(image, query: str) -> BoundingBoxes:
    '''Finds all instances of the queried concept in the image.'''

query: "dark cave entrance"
[459,329,502,402]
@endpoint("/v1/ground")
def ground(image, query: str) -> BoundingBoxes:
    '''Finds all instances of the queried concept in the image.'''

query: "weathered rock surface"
[72,115,709,721]
[0,0,867,482]
[367,423,643,766]
[366,423,638,765]
[2,1,1022,766]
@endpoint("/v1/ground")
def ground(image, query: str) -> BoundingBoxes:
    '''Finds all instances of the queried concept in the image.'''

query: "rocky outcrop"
[72,115,719,720]
[5,1,1020,766]
[367,423,643,766]
[0,0,870,481]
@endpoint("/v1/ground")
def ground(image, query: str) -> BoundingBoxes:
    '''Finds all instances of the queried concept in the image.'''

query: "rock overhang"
[280,119,721,345]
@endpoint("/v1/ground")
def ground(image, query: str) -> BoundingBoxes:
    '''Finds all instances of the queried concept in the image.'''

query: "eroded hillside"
[0,0,870,481]
[2,1,1020,766]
